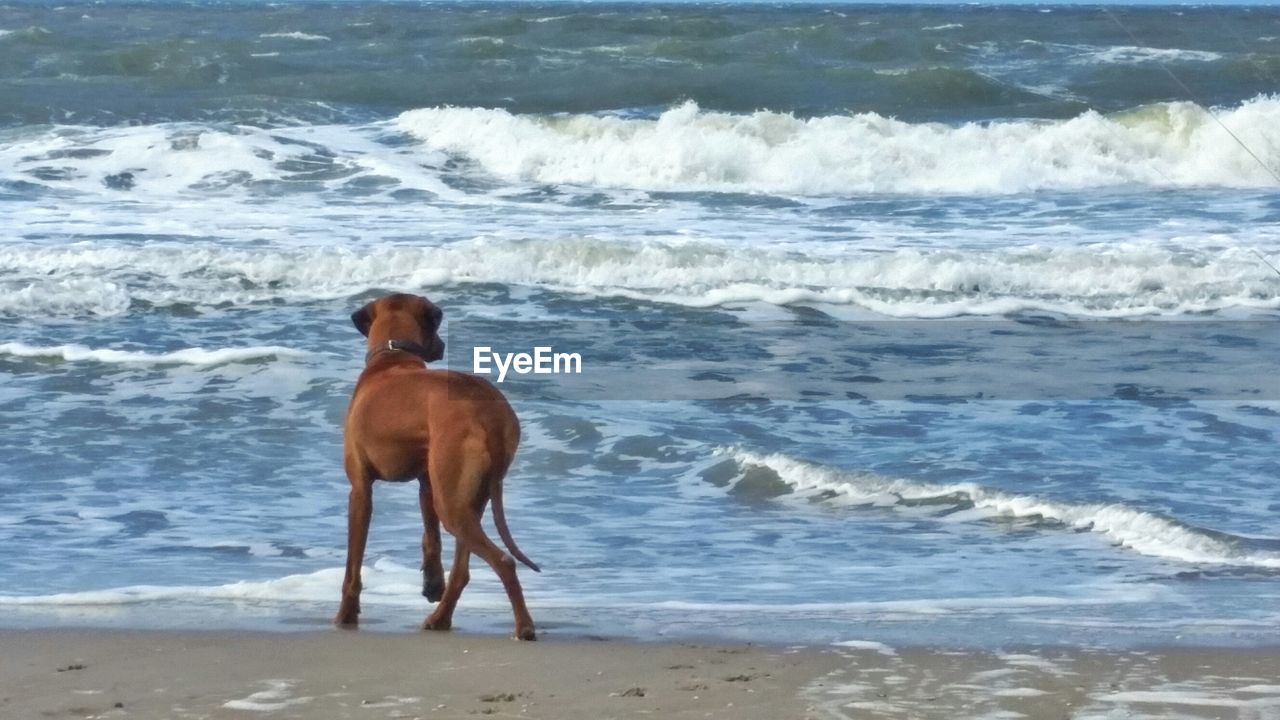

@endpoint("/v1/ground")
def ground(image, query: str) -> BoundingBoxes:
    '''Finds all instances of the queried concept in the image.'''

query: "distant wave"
[0,342,306,366]
[2,4,1274,127]
[397,97,1280,194]
[721,449,1280,570]
[2,238,1277,318]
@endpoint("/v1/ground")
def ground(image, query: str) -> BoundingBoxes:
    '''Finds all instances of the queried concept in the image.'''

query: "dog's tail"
[477,418,540,573]
[490,473,541,573]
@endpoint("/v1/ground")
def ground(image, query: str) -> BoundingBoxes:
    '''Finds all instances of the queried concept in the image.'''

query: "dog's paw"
[515,625,537,642]
[422,578,445,603]
[334,602,361,628]
[422,615,452,632]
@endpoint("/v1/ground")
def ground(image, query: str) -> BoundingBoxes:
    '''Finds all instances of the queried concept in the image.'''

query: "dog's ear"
[420,301,446,362]
[351,302,375,337]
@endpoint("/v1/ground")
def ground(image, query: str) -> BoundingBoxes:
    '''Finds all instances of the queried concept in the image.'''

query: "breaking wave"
[397,97,1280,195]
[721,449,1280,569]
[3,97,1278,200]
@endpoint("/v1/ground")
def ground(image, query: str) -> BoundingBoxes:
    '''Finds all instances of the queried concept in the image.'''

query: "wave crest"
[720,449,1280,569]
[397,97,1280,194]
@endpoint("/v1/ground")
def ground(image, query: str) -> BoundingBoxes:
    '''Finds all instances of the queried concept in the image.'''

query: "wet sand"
[1,629,1276,719]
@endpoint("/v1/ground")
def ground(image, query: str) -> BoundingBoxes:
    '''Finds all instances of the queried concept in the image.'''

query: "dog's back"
[345,364,519,485]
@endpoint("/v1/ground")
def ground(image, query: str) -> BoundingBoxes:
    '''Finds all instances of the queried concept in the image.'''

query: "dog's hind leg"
[423,535,471,631]
[457,517,536,641]
[419,478,445,603]
[430,433,536,640]
[335,465,374,627]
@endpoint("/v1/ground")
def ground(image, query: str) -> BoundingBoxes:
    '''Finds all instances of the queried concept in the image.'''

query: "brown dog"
[335,293,539,640]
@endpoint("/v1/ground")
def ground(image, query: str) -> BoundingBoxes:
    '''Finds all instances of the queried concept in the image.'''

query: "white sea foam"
[396,97,1280,194]
[834,640,898,655]
[721,449,1280,569]
[0,560,420,608]
[259,31,330,41]
[2,238,1277,318]
[0,122,458,198]
[998,654,1066,674]
[0,342,306,366]
[0,125,291,194]
[1098,689,1280,708]
[647,590,1161,614]
[1084,45,1223,65]
[0,559,1157,616]
[223,680,312,712]
[993,688,1050,698]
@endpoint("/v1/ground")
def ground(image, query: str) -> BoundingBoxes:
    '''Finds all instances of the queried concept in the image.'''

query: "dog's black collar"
[365,339,434,365]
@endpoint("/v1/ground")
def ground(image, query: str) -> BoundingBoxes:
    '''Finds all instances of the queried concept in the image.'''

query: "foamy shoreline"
[2,629,1277,719]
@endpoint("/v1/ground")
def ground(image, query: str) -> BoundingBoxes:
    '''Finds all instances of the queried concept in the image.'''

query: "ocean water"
[1,1,1279,648]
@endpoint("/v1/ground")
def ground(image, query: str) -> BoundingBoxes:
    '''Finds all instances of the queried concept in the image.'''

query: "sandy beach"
[2,629,1277,720]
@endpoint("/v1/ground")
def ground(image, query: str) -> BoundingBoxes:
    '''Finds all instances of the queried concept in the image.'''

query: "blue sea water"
[0,2,1278,648]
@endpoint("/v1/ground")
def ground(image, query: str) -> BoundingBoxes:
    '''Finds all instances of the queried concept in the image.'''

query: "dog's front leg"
[335,470,374,627]
[419,478,445,602]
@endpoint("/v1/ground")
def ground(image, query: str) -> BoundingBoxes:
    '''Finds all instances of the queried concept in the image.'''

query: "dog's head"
[351,293,445,362]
